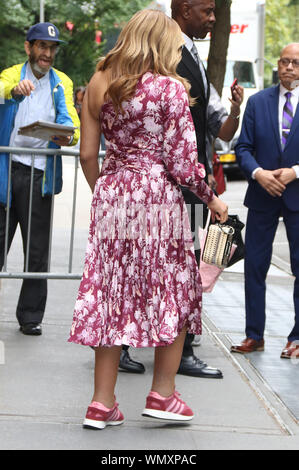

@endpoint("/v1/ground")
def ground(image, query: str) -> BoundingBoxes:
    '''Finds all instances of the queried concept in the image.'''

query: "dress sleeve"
[161,79,214,205]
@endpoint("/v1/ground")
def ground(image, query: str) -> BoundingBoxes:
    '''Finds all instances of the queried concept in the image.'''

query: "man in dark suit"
[119,0,243,376]
[171,0,243,377]
[231,43,299,359]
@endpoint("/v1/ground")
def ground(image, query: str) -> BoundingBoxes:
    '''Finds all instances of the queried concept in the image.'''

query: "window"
[224,61,256,88]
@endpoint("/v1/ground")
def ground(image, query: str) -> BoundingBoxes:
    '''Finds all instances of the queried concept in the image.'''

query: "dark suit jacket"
[177,46,211,205]
[235,85,299,212]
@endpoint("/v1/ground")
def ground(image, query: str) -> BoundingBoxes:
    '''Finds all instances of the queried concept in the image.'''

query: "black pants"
[0,162,52,326]
[122,337,194,356]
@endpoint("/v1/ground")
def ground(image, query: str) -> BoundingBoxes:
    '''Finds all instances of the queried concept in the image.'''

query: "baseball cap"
[26,22,67,43]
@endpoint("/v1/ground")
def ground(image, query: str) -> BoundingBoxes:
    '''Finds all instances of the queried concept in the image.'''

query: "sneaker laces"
[173,391,184,402]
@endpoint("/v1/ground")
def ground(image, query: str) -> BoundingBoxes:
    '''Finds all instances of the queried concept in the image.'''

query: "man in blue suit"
[231,43,299,359]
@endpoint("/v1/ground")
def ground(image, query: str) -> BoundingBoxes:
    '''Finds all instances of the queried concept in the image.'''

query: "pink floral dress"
[68,72,214,348]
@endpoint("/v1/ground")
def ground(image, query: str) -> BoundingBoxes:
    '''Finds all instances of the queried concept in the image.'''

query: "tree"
[0,0,35,67]
[207,0,232,96]
[264,0,298,86]
[206,0,298,92]
[0,0,149,87]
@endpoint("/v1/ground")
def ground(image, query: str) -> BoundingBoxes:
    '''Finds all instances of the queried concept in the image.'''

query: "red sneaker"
[142,390,194,421]
[83,400,124,430]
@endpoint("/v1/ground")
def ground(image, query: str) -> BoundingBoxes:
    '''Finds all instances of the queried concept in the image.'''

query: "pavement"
[0,162,299,450]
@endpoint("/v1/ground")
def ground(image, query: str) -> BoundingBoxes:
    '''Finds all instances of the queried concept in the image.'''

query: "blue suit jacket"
[235,85,299,212]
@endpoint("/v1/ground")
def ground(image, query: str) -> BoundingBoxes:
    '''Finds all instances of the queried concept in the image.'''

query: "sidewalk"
[1,165,299,450]
[1,268,299,450]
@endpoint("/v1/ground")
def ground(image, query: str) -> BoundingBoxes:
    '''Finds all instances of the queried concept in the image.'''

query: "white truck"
[150,0,266,174]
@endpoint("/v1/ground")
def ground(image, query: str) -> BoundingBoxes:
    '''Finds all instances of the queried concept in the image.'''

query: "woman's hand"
[207,196,228,224]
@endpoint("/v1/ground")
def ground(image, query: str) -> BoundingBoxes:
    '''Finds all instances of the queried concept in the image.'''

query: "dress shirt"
[252,84,299,180]
[279,84,299,141]
[207,84,228,138]
[182,32,208,97]
[9,63,55,171]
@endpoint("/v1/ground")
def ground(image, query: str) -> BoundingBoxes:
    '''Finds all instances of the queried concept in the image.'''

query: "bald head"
[278,43,299,90]
[280,43,299,58]
[171,0,216,40]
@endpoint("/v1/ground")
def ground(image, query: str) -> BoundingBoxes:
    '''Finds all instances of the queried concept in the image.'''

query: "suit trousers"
[245,205,299,342]
[0,161,52,326]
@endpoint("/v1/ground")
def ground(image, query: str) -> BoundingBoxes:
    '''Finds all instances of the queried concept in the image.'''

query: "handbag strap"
[199,210,234,243]
[204,210,211,231]
[198,210,211,243]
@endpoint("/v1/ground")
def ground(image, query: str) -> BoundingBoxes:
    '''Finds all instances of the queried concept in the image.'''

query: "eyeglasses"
[35,42,59,54]
[279,58,299,68]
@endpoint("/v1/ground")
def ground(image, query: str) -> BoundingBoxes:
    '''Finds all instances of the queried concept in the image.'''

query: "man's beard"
[29,51,52,75]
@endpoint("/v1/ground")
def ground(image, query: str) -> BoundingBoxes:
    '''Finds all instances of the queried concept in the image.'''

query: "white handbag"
[201,220,235,270]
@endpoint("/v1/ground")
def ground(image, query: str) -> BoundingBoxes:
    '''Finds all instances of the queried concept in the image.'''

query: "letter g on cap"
[48,25,56,37]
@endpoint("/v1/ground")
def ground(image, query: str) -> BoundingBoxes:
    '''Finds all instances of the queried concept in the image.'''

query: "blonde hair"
[97,9,192,111]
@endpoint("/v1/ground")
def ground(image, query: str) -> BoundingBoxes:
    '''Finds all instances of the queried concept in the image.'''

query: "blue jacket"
[0,62,80,206]
[235,85,299,212]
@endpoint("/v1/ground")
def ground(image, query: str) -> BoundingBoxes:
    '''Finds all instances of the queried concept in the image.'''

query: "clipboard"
[18,120,77,141]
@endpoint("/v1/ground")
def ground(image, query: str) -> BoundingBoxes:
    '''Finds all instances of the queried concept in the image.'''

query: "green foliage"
[0,0,34,67]
[264,0,298,87]
[0,0,149,87]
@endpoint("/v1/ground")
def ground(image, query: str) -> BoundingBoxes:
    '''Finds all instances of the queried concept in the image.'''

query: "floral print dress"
[68,72,214,348]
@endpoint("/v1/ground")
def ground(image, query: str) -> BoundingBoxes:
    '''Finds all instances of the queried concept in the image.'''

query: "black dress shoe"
[119,349,145,374]
[178,354,223,379]
[19,323,42,336]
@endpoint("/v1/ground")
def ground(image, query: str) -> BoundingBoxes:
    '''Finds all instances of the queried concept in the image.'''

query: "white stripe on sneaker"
[166,399,177,412]
[175,401,182,413]
[170,401,180,413]
[109,408,118,421]
[177,403,184,414]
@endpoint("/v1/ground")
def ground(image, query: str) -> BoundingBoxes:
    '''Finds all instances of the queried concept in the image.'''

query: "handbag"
[225,215,245,267]
[198,213,245,292]
[199,256,224,293]
[202,221,235,269]
[198,212,236,292]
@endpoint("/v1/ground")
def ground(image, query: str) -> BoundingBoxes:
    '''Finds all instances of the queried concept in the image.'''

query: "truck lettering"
[231,24,249,34]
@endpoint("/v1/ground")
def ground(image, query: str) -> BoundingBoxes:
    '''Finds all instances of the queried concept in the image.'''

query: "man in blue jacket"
[231,43,299,359]
[0,22,80,335]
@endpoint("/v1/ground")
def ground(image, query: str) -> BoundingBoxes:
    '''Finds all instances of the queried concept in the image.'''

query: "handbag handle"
[199,210,234,244]
[204,210,211,231]
[198,210,211,244]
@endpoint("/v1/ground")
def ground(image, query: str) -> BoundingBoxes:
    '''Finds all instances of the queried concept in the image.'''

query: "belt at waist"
[100,151,165,176]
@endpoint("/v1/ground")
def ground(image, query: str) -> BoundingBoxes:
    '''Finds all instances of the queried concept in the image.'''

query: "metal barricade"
[0,146,105,280]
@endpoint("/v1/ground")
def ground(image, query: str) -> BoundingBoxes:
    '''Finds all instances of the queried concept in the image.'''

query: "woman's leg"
[151,326,187,397]
[92,345,122,408]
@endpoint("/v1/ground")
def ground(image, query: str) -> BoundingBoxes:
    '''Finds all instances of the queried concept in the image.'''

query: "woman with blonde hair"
[68,9,228,430]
